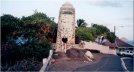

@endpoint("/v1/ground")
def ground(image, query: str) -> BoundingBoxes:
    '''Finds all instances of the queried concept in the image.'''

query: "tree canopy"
[77,19,87,27]
[1,12,56,71]
[76,21,116,43]
[1,14,21,42]
[76,27,95,41]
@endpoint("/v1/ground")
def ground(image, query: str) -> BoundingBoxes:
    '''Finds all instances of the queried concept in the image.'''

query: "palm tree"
[77,19,87,27]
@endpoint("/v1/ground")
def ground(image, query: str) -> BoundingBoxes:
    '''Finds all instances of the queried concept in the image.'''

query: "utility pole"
[114,26,116,35]
[114,26,124,35]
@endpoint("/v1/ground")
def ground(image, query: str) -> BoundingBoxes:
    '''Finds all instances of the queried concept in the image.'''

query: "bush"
[1,12,55,71]
[1,14,20,43]
[76,27,95,41]
[1,38,51,69]
[19,38,51,61]
[1,44,21,66]
[1,58,42,71]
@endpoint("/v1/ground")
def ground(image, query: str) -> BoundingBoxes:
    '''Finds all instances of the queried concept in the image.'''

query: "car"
[118,50,134,57]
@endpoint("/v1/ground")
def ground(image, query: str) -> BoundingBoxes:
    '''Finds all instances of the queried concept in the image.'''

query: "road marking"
[121,57,129,72]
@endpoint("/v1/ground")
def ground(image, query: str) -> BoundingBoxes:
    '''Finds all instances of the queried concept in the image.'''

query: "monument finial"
[65,1,71,4]
[62,1,73,9]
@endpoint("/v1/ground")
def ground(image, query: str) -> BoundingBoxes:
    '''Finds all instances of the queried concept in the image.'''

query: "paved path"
[74,55,125,71]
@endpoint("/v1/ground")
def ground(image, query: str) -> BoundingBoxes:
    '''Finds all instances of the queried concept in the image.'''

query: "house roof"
[102,38,134,48]
[102,41,116,48]
[115,38,134,48]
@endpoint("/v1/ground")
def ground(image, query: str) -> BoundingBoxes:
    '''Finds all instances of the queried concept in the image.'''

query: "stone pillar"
[56,2,75,52]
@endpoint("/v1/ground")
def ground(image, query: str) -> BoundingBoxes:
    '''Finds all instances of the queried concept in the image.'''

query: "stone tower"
[56,2,75,52]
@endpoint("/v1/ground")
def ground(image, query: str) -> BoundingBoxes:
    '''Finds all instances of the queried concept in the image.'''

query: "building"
[102,38,134,54]
[115,38,134,52]
[56,2,75,52]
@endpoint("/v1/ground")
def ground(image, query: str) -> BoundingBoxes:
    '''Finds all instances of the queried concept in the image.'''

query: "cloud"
[121,17,133,20]
[118,17,133,23]
[88,0,122,7]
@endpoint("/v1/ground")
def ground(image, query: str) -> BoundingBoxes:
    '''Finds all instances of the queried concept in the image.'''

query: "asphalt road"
[73,55,133,71]
[122,57,133,71]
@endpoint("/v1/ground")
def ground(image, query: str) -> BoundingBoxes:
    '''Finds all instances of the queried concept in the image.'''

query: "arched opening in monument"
[62,37,68,43]
[62,37,68,53]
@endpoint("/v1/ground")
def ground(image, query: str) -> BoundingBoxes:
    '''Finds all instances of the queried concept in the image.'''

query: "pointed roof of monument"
[61,2,74,9]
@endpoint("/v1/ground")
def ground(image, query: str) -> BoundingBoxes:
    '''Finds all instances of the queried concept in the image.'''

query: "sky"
[1,0,134,41]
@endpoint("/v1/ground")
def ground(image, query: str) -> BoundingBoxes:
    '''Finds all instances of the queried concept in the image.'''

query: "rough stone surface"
[56,2,75,52]
[66,48,86,58]
[85,51,94,59]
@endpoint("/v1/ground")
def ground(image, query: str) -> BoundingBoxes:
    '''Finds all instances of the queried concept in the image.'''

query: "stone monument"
[56,2,75,52]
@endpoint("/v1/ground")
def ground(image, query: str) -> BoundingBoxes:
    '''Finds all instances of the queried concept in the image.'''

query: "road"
[74,55,133,71]
[121,57,133,71]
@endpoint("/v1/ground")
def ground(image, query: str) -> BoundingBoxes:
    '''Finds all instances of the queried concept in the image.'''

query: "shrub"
[1,58,42,71]
[1,44,20,66]
[1,38,51,69]
[19,38,51,61]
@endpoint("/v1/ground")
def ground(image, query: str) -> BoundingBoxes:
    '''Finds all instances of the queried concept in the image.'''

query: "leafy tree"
[20,38,51,61]
[77,19,87,27]
[76,23,116,43]
[1,14,21,43]
[92,24,116,42]
[20,12,57,42]
[1,58,41,71]
[92,24,110,35]
[76,27,95,41]
[1,12,56,68]
[21,12,56,28]
[107,32,116,43]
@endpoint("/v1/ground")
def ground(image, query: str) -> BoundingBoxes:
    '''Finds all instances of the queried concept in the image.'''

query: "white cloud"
[121,17,133,21]
[88,0,122,7]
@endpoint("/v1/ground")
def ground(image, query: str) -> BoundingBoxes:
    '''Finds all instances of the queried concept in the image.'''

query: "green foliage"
[76,23,116,42]
[76,27,95,41]
[1,14,20,42]
[1,11,55,71]
[20,11,57,35]
[77,19,87,27]
[92,24,116,42]
[1,44,21,66]
[1,39,51,70]
[20,38,51,61]
[1,14,20,28]
[21,12,56,29]
[107,32,116,43]
[1,58,41,71]
[21,12,48,24]
[92,24,110,35]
